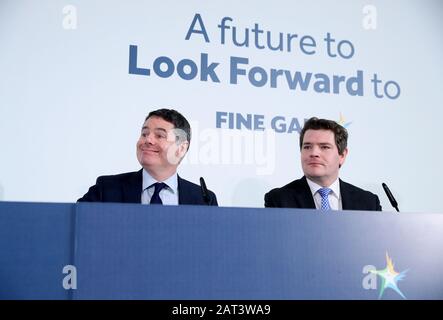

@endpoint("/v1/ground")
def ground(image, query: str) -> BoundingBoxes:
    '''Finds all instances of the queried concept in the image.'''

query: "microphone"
[200,177,211,205]
[382,183,399,212]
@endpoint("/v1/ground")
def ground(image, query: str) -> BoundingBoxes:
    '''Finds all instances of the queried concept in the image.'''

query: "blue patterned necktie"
[149,182,167,204]
[318,187,332,211]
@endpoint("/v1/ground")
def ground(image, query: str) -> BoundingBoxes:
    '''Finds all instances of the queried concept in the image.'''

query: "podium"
[1,201,442,299]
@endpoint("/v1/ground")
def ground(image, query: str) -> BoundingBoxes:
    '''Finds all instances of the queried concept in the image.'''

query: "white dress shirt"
[306,177,342,211]
[141,169,179,205]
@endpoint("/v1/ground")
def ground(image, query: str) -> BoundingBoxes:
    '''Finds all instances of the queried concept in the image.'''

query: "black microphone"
[382,183,399,212]
[200,177,211,205]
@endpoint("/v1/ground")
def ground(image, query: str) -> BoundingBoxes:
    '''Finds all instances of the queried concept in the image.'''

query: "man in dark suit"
[265,117,381,211]
[78,108,217,206]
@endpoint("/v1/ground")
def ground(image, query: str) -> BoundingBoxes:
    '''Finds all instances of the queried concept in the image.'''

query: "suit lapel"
[295,177,316,209]
[339,179,351,210]
[122,169,143,203]
[177,175,192,205]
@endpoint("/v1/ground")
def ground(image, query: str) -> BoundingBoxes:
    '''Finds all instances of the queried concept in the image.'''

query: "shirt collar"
[142,169,178,194]
[306,177,341,200]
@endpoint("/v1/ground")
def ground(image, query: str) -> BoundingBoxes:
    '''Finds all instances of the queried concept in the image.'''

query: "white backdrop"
[1,0,442,212]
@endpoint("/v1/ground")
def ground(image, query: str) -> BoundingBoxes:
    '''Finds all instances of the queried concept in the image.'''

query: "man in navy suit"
[78,109,218,206]
[265,117,381,211]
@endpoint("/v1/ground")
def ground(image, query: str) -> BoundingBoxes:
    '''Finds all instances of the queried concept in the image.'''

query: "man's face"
[301,129,347,187]
[136,116,188,173]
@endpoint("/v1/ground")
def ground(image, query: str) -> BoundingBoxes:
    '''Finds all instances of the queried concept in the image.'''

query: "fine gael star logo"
[337,113,352,128]
[370,252,409,299]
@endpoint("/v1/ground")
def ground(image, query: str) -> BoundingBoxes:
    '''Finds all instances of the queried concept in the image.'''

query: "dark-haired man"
[265,117,381,211]
[78,109,218,205]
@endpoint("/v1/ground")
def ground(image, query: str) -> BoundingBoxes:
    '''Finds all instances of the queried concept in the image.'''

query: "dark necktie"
[149,182,167,204]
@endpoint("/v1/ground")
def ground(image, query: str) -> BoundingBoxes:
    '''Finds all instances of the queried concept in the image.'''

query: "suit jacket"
[77,169,218,206]
[264,176,381,211]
